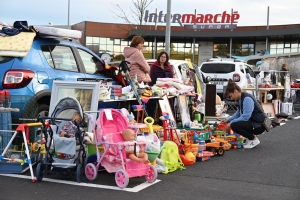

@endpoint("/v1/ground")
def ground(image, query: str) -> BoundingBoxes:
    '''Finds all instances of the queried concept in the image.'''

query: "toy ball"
[185,152,196,161]
[266,93,273,100]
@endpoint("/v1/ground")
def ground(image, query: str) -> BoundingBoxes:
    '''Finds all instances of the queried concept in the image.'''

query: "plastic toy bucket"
[146,151,160,162]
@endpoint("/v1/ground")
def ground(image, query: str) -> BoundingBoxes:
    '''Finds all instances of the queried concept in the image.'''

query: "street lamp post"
[68,0,70,29]
[165,0,171,55]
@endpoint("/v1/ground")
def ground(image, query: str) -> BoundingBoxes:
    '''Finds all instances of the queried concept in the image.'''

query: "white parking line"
[293,116,300,119]
[0,174,161,192]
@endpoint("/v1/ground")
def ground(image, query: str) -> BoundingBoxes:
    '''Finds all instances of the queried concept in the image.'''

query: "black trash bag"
[13,21,36,32]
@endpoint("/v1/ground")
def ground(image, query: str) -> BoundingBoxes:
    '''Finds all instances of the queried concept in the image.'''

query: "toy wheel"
[85,163,98,181]
[115,169,129,188]
[76,164,82,183]
[145,165,158,183]
[217,148,225,156]
[36,163,44,182]
[207,147,217,155]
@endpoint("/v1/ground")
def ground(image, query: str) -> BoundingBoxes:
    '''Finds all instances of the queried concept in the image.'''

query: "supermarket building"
[71,10,300,65]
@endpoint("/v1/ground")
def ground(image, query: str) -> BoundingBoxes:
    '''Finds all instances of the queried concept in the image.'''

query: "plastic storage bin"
[0,110,12,154]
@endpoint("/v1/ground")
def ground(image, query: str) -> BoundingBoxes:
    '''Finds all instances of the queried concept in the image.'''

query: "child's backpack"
[159,141,185,174]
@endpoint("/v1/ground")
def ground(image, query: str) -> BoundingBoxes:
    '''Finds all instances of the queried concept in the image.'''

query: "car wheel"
[22,101,49,121]
[37,104,49,118]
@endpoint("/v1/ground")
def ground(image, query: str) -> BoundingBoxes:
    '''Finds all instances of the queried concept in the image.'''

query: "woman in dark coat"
[147,52,174,121]
[149,51,174,86]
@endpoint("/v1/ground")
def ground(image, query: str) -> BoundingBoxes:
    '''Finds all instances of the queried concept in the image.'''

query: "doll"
[122,129,149,164]
[60,112,82,138]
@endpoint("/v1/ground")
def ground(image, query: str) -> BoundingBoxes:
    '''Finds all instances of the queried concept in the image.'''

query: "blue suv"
[0,35,114,119]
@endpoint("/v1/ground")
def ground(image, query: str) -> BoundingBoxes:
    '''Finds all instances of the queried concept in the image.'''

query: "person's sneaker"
[243,138,249,144]
[243,137,260,149]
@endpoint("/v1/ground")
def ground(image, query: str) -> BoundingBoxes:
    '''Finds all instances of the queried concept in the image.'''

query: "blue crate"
[0,110,12,154]
[0,153,38,174]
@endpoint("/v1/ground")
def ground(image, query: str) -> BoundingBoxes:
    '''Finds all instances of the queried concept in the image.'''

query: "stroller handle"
[85,113,94,123]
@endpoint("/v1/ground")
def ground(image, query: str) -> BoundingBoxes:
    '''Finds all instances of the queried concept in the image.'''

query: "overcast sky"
[1,0,300,27]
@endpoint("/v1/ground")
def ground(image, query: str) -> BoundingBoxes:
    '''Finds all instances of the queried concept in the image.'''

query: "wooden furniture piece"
[243,87,284,103]
[205,84,216,116]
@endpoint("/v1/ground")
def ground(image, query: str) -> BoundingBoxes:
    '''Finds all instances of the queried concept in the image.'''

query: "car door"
[41,44,86,89]
[76,48,113,82]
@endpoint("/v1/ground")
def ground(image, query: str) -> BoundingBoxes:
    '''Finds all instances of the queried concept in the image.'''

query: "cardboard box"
[272,100,281,114]
[281,102,293,115]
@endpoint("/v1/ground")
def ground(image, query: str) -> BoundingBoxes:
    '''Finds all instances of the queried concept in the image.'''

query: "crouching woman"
[222,79,266,149]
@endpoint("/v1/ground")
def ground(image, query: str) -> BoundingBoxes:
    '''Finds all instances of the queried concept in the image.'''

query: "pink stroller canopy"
[99,109,128,138]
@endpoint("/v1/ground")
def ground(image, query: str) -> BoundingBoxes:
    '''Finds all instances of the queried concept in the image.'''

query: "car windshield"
[0,56,14,63]
[201,63,235,73]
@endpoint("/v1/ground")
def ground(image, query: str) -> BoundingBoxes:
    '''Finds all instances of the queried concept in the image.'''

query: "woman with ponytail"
[221,79,267,149]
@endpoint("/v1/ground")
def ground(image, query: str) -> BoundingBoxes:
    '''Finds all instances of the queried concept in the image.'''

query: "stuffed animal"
[127,112,135,123]
[122,129,149,163]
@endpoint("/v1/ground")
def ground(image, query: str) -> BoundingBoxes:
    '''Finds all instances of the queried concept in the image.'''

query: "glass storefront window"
[157,42,164,48]
[177,43,184,48]
[178,47,184,54]
[113,45,121,53]
[270,42,277,49]
[277,41,284,48]
[114,39,120,45]
[107,38,114,45]
[100,38,106,44]
[185,48,191,54]
[291,40,298,48]
[185,43,191,48]
[86,37,93,45]
[270,49,277,54]
[277,49,284,54]
[291,48,298,52]
[93,37,99,43]
[106,45,113,54]
[121,40,129,46]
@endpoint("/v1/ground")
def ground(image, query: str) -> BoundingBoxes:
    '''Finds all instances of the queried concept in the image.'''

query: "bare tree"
[111,0,154,36]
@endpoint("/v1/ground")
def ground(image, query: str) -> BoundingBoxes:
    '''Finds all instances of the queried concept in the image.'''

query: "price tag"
[104,109,113,120]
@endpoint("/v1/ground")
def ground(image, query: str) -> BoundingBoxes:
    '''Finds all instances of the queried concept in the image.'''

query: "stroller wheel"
[76,164,82,183]
[36,163,44,182]
[145,165,158,183]
[115,169,129,188]
[85,163,97,181]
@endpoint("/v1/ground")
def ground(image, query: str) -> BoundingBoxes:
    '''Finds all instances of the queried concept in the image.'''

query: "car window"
[246,66,255,77]
[201,63,235,73]
[179,63,189,79]
[0,56,13,63]
[41,45,78,72]
[77,49,97,74]
[239,64,245,73]
[170,65,176,76]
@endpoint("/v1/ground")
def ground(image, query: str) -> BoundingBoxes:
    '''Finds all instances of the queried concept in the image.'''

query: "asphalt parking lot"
[1,114,300,200]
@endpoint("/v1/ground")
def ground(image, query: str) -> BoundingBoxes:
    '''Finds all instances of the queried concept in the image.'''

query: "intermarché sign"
[144,10,239,29]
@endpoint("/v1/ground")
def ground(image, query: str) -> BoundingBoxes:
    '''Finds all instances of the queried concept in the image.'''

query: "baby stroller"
[85,109,157,188]
[36,97,87,183]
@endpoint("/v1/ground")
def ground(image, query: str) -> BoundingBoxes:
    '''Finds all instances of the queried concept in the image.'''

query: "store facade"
[72,21,300,65]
